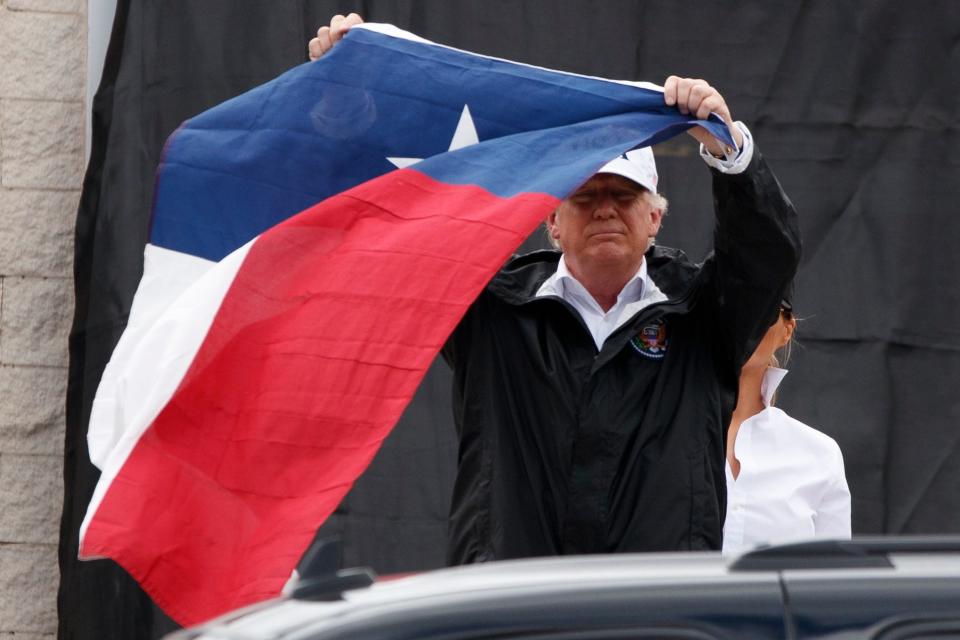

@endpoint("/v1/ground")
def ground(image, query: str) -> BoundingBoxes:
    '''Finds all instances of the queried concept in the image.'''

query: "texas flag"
[79,23,733,625]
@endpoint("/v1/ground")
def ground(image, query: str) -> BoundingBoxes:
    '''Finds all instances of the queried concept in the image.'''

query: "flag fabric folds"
[78,23,733,625]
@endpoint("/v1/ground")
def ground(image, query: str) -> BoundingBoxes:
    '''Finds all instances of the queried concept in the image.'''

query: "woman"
[723,297,851,554]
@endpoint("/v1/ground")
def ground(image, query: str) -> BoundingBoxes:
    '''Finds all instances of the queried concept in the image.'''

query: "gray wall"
[0,0,85,635]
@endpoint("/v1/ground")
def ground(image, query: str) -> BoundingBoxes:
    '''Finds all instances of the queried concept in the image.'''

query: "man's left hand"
[663,76,744,157]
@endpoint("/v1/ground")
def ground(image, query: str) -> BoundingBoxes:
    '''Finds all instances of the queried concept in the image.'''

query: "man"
[310,15,801,563]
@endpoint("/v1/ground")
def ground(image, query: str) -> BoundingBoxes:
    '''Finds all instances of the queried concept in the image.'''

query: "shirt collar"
[761,367,789,407]
[539,255,648,310]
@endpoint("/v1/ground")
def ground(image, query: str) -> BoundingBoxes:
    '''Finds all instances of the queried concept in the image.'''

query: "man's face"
[547,174,663,274]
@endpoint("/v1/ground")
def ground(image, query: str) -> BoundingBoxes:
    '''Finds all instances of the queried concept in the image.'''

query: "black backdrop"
[60,1,960,638]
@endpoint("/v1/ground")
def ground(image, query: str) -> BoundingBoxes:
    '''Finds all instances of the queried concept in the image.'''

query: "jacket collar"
[487,245,701,307]
[535,254,648,310]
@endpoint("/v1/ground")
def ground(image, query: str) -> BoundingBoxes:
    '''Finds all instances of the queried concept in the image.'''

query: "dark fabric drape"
[61,1,960,637]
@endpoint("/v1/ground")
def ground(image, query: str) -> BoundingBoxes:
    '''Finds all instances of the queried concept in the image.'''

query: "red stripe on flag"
[80,168,559,625]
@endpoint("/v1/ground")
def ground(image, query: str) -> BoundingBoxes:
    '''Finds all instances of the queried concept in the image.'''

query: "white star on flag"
[387,104,479,168]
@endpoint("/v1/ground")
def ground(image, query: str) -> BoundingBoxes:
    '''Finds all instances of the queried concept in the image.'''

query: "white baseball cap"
[597,147,658,193]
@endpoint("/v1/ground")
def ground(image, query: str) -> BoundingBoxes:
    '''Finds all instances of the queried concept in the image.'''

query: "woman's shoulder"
[766,407,844,459]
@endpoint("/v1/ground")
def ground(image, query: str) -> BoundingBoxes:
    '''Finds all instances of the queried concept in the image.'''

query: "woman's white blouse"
[723,367,851,555]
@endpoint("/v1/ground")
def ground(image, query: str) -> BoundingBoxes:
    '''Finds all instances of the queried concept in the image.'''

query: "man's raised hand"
[308,13,364,61]
[663,76,744,156]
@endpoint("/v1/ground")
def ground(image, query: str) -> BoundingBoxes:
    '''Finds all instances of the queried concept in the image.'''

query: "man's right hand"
[308,13,364,61]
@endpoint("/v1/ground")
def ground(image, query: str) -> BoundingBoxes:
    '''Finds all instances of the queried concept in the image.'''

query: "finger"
[675,78,701,115]
[701,91,733,123]
[687,83,713,119]
[330,14,348,42]
[663,76,679,106]
[694,95,716,121]
[685,80,711,116]
[695,95,726,121]
[685,83,706,117]
[317,26,333,55]
[308,37,322,61]
[342,12,364,29]
[333,12,362,41]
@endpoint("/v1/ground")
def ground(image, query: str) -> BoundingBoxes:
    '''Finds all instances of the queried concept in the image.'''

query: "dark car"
[168,538,960,640]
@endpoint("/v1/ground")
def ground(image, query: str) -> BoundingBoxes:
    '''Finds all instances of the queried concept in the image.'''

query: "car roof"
[183,552,755,639]
[176,538,960,640]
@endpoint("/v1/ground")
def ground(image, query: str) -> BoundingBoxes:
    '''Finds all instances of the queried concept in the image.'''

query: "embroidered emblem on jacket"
[631,318,668,359]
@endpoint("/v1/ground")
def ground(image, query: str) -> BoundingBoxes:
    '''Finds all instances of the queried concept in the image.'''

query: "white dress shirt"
[723,367,852,555]
[699,121,754,173]
[535,255,666,349]
[535,122,756,350]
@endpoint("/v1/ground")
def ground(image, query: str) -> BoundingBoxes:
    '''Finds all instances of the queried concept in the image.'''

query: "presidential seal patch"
[630,318,668,360]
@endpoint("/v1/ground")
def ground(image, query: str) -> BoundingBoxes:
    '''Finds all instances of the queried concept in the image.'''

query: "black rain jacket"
[442,150,801,564]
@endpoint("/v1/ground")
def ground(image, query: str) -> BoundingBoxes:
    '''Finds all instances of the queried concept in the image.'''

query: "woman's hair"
[770,305,796,368]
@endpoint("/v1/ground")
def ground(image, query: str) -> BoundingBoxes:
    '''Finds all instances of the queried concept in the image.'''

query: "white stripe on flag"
[88,243,216,468]
[80,239,255,549]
